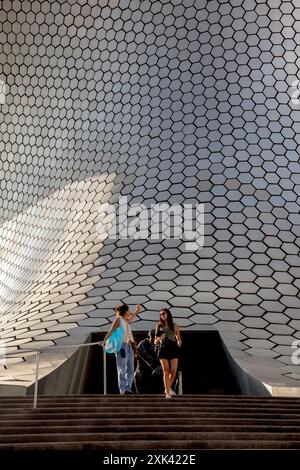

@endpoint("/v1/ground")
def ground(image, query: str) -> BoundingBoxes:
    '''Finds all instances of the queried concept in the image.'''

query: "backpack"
[105,321,125,354]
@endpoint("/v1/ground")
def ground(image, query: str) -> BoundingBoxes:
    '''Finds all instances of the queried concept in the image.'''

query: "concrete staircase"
[0,394,300,464]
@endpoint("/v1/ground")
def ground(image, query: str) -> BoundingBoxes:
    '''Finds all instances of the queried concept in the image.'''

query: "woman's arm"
[102,318,120,345]
[128,304,142,323]
[154,325,162,345]
[175,324,182,347]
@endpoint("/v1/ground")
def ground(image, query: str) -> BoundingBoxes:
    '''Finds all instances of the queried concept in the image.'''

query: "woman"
[102,303,141,394]
[155,308,181,399]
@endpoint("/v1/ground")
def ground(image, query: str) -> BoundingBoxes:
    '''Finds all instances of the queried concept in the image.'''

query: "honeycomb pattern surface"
[0,0,300,388]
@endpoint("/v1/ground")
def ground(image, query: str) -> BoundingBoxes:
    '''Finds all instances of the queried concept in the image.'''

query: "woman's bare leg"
[160,359,171,394]
[170,358,178,389]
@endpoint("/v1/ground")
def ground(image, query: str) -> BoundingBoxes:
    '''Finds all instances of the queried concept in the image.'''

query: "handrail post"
[33,351,40,409]
[103,345,107,395]
[178,371,183,395]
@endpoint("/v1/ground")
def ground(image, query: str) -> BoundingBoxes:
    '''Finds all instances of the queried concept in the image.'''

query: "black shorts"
[158,339,180,360]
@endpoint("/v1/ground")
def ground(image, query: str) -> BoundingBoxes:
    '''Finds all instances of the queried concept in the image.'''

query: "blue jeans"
[115,342,134,394]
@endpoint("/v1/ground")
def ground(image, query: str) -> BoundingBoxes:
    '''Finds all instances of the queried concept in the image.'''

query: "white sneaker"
[165,393,172,399]
[169,389,176,396]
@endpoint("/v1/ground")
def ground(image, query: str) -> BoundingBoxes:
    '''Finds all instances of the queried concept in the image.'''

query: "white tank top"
[120,318,134,343]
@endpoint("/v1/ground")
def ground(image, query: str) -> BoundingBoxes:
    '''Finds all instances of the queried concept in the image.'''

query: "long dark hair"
[158,308,175,331]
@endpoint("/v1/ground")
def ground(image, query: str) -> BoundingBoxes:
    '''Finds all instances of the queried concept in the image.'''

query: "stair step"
[1,412,300,421]
[1,405,300,414]
[1,431,300,444]
[1,401,300,410]
[1,393,297,397]
[1,395,300,404]
[1,416,300,426]
[0,396,282,400]
[0,424,300,434]
[1,439,300,450]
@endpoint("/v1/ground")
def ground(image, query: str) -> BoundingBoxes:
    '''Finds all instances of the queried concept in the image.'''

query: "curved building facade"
[0,0,300,393]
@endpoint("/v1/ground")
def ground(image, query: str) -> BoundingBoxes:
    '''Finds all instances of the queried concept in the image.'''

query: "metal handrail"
[1,340,184,407]
[1,340,107,408]
[4,340,103,356]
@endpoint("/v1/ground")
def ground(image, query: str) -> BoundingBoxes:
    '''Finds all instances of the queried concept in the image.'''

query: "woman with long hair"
[155,308,181,399]
[102,303,141,394]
